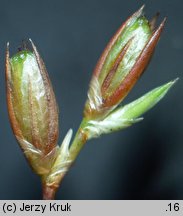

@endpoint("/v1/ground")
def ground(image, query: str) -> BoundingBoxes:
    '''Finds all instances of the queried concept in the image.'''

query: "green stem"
[69,119,88,161]
[55,119,89,187]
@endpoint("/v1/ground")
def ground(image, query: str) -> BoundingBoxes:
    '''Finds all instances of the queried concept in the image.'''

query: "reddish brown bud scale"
[104,18,166,107]
[5,43,24,140]
[30,40,59,154]
[101,38,133,95]
[6,41,59,156]
[84,6,166,120]
[93,6,145,78]
[29,79,42,149]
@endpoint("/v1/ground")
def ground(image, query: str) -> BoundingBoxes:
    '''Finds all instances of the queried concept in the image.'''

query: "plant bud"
[84,6,166,119]
[6,40,59,175]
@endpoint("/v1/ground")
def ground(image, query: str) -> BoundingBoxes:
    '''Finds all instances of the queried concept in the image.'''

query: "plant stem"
[42,119,89,199]
[55,119,89,189]
[42,183,57,200]
[69,120,88,161]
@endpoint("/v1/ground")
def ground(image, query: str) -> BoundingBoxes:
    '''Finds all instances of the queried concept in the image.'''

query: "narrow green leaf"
[112,79,178,120]
[84,79,177,139]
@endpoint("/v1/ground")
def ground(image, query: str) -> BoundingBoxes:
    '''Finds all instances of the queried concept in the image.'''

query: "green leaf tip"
[84,79,177,139]
[109,78,178,121]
